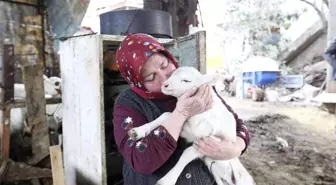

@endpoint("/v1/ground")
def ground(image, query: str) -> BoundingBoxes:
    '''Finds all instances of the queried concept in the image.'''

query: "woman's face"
[141,53,177,92]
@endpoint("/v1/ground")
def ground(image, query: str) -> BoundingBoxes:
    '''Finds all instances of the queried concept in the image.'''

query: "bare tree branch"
[322,0,328,7]
[299,0,328,28]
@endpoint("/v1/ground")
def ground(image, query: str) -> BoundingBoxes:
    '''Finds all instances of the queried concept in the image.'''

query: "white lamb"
[128,66,254,185]
[14,75,62,100]
[1,75,63,135]
[6,103,63,136]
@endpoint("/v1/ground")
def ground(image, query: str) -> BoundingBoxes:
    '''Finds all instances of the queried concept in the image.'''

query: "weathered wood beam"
[50,145,65,185]
[1,44,15,159]
[0,158,52,182]
[167,0,179,37]
[22,64,50,165]
[0,0,40,7]
[0,159,9,184]
[0,98,62,109]
[1,108,11,158]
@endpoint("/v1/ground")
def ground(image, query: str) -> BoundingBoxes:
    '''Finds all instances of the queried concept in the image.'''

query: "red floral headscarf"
[116,33,179,100]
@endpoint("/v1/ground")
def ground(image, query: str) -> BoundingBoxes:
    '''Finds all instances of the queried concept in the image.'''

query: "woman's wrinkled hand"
[194,133,242,160]
[174,84,213,118]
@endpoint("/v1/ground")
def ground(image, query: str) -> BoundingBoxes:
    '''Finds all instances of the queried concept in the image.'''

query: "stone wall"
[288,32,327,70]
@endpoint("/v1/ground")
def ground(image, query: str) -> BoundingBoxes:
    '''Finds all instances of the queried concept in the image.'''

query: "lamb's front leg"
[128,112,171,140]
[203,158,234,185]
[156,146,203,185]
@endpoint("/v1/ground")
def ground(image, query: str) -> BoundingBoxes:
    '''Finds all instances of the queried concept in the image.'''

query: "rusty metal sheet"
[1,108,11,159]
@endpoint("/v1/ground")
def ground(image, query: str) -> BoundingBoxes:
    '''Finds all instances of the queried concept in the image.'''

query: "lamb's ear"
[198,73,221,86]
[43,75,49,81]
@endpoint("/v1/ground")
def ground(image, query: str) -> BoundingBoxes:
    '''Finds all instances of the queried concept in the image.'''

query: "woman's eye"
[182,80,191,83]
[145,74,155,82]
[161,60,169,69]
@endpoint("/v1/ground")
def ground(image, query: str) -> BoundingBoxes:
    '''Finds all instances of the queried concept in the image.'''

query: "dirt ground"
[224,97,336,185]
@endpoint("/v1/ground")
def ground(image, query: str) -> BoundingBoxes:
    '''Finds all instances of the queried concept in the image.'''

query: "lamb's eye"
[182,80,191,83]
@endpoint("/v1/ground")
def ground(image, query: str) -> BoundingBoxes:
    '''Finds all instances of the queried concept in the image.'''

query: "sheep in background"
[128,67,254,185]
[3,75,63,136]
[5,108,29,135]
[7,103,63,136]
[13,75,62,100]
[44,75,62,97]
[45,102,63,132]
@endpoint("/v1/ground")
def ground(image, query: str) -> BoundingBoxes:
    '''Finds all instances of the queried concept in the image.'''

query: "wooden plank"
[196,31,207,74]
[50,145,65,185]
[22,64,50,165]
[13,0,39,5]
[1,158,52,182]
[60,35,107,185]
[0,98,62,109]
[1,44,15,159]
[1,108,11,158]
[0,159,9,184]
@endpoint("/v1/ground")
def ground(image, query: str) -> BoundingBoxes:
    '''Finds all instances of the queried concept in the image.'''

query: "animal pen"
[0,1,63,184]
[0,47,62,183]
[58,31,206,185]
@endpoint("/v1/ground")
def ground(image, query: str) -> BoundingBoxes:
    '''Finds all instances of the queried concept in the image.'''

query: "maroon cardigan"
[113,91,250,175]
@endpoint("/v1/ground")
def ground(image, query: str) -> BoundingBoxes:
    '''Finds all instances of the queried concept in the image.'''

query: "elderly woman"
[112,33,250,185]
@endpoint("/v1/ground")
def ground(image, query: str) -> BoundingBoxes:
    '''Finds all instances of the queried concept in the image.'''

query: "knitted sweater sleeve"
[112,104,177,175]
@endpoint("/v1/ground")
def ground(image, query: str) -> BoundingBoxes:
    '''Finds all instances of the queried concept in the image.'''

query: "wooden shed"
[59,31,206,185]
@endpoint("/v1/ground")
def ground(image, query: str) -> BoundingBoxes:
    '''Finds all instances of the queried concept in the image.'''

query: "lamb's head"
[43,75,62,97]
[49,76,62,95]
[161,67,220,97]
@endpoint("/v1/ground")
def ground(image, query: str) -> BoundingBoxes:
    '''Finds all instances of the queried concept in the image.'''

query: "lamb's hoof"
[127,129,138,139]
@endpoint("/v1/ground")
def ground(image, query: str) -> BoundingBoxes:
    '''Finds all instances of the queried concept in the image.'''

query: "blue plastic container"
[243,71,279,86]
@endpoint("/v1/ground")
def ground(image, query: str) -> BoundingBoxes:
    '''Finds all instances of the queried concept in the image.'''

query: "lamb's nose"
[163,83,169,88]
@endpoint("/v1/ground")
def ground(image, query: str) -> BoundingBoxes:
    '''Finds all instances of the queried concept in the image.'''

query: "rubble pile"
[215,57,330,105]
[302,60,327,88]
